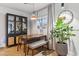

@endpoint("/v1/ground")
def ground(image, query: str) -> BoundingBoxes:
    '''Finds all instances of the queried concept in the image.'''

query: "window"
[36,16,48,35]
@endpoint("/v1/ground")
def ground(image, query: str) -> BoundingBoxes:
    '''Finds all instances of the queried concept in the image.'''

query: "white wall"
[65,3,79,55]
[0,6,31,47]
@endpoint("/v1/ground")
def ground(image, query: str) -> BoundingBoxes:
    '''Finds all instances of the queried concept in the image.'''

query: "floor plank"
[0,46,58,56]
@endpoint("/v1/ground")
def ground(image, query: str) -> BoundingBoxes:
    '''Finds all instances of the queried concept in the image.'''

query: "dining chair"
[16,35,22,51]
[16,35,28,55]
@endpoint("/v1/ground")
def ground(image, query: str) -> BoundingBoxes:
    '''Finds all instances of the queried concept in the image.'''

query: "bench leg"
[32,49,34,56]
[42,46,44,51]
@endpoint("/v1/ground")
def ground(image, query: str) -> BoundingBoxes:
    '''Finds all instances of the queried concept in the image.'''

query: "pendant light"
[31,4,37,20]
[61,3,64,9]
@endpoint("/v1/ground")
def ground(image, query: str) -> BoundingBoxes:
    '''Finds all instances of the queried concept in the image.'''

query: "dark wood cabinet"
[6,13,27,47]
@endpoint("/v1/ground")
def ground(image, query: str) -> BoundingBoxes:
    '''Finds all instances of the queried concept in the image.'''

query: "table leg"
[47,42,49,50]
[27,44,29,55]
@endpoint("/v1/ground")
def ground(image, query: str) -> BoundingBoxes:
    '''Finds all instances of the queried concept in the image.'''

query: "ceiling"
[0,3,50,13]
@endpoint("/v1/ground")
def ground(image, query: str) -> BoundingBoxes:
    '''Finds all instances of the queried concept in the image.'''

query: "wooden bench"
[27,39,48,55]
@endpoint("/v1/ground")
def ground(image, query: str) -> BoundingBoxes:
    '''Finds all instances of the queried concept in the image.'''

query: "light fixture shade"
[31,14,37,20]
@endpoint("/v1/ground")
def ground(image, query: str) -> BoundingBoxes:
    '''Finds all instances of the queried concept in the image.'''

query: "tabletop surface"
[22,34,46,39]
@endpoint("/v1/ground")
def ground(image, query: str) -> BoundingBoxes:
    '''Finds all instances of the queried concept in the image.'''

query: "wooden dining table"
[18,34,47,55]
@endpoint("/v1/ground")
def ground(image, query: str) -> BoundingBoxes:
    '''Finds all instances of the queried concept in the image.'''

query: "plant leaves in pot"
[50,17,75,56]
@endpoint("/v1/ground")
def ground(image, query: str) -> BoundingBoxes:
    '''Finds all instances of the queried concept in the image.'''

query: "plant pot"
[55,42,68,56]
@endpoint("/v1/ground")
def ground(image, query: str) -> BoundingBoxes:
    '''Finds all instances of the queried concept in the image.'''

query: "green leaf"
[50,17,76,43]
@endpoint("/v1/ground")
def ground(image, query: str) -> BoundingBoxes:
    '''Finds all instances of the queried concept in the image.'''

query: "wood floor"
[0,46,58,56]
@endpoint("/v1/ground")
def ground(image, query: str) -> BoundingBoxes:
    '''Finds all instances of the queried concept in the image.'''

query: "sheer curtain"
[47,4,54,49]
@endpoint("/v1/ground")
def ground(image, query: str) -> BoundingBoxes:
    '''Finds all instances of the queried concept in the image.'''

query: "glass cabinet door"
[22,18,27,34]
[16,17,21,34]
[8,15,14,35]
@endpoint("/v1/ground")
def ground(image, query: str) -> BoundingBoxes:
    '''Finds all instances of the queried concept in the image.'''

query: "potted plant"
[50,17,75,56]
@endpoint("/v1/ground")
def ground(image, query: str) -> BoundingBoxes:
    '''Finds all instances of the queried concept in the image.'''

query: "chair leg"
[23,44,26,56]
[17,44,19,51]
[17,40,19,51]
[27,46,29,55]
[17,39,21,51]
[23,44,25,52]
[17,43,20,51]
[19,43,22,49]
